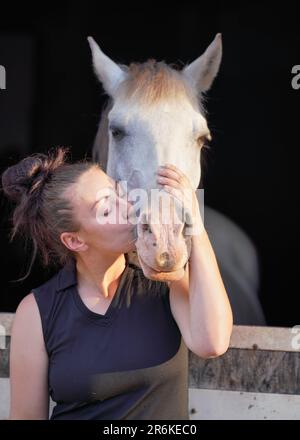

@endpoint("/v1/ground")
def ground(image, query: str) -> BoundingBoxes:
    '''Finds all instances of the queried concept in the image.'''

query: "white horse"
[88,34,266,325]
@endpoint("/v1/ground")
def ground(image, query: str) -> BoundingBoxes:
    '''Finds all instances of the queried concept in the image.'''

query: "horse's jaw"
[136,253,186,281]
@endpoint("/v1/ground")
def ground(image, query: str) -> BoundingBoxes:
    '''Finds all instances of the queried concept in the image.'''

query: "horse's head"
[88,34,222,281]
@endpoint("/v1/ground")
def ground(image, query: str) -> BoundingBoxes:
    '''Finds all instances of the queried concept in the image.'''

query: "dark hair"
[1,147,99,280]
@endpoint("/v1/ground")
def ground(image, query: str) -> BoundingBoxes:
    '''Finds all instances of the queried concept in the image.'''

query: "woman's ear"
[60,232,88,253]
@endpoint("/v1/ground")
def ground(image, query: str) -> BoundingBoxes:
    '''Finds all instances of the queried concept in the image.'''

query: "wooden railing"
[1,313,299,419]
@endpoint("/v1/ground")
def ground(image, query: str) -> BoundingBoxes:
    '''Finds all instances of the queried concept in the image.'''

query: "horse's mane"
[118,59,198,106]
[92,99,112,167]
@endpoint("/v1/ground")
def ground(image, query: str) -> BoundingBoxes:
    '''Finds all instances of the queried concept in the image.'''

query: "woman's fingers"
[157,164,204,233]
[157,175,181,188]
[157,164,198,216]
[163,163,186,179]
[157,164,191,188]
[157,167,182,184]
[163,185,184,203]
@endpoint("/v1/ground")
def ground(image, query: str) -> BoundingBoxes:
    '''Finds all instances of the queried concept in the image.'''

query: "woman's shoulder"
[15,291,41,322]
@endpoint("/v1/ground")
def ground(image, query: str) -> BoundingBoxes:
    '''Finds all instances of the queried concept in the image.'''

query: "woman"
[2,147,233,420]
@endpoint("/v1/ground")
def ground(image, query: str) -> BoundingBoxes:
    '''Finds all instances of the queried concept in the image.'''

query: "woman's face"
[67,166,136,254]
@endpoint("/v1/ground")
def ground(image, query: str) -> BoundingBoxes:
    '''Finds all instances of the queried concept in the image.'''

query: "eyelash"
[96,183,125,217]
[97,196,111,216]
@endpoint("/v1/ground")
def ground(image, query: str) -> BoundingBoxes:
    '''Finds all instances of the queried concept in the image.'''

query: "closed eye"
[96,196,111,217]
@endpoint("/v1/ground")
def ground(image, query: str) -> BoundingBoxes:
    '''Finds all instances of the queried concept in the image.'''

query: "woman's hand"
[156,163,205,237]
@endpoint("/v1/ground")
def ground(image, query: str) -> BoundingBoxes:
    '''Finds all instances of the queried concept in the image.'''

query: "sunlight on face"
[69,166,136,254]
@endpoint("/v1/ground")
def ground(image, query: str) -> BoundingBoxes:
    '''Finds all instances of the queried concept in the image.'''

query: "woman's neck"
[75,252,126,298]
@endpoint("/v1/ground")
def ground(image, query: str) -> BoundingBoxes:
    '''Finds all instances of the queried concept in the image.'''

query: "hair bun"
[1,147,69,203]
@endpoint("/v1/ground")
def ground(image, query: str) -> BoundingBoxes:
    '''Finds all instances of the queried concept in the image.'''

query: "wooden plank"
[230,325,300,352]
[189,348,300,394]
[188,388,300,420]
[0,379,10,420]
[0,338,10,378]
[0,313,14,336]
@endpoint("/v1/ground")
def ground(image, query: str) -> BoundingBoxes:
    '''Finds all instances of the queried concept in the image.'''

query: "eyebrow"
[90,181,118,212]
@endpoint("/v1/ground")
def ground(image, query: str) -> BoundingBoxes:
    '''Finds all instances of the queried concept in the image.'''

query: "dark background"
[0,1,299,326]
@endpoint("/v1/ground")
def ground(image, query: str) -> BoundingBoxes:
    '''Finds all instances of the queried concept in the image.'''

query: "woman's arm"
[9,293,49,419]
[188,229,233,356]
[157,164,233,358]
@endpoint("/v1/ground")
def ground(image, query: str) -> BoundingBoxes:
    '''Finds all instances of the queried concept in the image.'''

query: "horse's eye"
[110,126,126,141]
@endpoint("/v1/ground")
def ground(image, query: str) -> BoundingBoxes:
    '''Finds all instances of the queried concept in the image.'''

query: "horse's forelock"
[117,60,198,106]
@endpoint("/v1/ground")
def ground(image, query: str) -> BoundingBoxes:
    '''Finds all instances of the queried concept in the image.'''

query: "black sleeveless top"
[32,255,189,420]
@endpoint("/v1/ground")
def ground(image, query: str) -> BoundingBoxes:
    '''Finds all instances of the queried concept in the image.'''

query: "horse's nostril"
[160,252,170,261]
[157,251,171,269]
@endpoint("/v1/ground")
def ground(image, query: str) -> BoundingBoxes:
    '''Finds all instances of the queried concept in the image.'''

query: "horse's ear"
[183,33,222,92]
[87,36,127,96]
